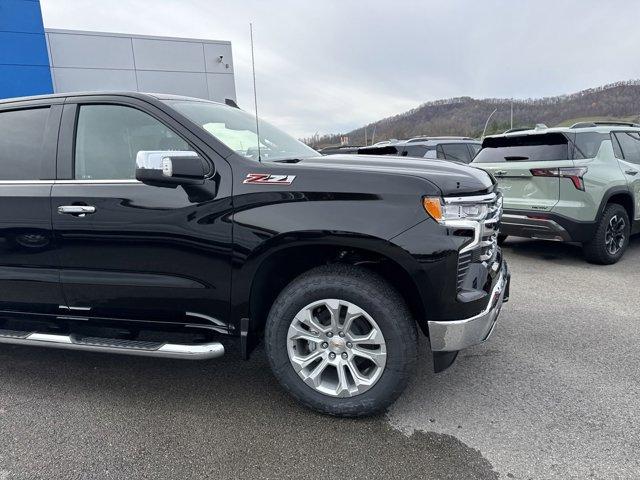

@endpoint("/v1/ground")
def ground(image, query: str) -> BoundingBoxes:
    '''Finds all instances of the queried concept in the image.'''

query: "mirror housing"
[135,151,208,186]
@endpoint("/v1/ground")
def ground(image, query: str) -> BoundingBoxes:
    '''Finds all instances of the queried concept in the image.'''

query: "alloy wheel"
[286,299,387,398]
[605,215,626,256]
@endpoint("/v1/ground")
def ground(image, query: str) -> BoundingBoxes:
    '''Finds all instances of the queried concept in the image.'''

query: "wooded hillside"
[307,80,640,147]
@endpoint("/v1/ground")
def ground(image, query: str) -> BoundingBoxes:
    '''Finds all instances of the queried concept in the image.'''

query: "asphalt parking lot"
[0,237,638,479]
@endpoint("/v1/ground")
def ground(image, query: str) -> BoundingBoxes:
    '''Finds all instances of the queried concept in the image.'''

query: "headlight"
[422,196,490,224]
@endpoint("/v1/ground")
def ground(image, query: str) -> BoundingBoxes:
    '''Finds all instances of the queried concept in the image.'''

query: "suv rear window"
[401,145,434,157]
[0,107,50,180]
[357,145,399,156]
[474,133,569,163]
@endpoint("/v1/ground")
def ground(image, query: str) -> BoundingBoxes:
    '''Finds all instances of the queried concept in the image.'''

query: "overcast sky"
[41,0,640,137]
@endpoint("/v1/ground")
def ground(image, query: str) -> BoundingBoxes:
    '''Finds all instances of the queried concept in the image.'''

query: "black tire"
[497,234,508,246]
[265,264,418,417]
[583,203,630,265]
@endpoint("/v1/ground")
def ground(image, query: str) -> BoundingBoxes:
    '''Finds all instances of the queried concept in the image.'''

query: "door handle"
[57,205,96,217]
[494,170,507,176]
[625,170,638,176]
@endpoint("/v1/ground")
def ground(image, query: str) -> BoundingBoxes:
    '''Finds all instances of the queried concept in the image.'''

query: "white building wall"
[45,29,236,102]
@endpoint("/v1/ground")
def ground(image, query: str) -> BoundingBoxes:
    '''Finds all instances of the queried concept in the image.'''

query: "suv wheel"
[583,204,630,265]
[265,264,417,417]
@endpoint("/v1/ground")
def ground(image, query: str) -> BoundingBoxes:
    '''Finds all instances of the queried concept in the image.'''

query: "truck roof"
[0,91,224,106]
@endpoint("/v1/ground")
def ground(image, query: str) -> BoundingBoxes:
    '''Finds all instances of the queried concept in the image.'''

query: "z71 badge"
[243,173,296,185]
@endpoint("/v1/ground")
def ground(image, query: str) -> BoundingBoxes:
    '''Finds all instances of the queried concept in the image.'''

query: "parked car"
[318,145,362,155]
[472,122,640,264]
[371,139,398,146]
[358,137,482,163]
[0,92,509,416]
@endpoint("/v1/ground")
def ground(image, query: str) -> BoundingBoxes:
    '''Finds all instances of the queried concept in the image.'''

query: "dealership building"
[0,0,237,102]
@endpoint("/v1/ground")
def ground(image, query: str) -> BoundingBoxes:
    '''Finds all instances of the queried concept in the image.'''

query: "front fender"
[231,229,425,328]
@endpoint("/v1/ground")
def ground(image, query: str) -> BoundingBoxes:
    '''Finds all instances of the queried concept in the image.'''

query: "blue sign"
[0,0,53,99]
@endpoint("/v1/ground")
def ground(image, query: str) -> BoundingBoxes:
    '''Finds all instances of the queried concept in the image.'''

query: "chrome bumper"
[428,262,509,352]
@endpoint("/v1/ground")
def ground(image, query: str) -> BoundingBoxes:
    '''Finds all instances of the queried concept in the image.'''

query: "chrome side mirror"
[135,151,209,186]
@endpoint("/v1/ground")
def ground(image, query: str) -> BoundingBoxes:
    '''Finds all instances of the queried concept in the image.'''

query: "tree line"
[304,80,640,148]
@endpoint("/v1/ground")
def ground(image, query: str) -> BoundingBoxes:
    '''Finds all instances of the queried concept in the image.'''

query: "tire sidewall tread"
[583,203,630,265]
[264,264,418,417]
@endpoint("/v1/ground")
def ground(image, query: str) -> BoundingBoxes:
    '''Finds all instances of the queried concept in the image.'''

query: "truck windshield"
[165,100,318,162]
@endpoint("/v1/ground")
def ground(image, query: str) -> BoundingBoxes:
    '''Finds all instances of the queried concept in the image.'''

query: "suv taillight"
[530,167,588,191]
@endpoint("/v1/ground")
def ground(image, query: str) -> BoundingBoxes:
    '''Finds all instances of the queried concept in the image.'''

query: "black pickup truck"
[0,92,509,416]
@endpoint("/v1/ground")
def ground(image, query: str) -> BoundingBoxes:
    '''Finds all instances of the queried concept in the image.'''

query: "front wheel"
[265,265,417,417]
[583,204,630,265]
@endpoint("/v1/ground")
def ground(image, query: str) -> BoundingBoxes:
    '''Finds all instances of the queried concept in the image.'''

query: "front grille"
[456,251,473,291]
[478,197,501,262]
[455,193,503,293]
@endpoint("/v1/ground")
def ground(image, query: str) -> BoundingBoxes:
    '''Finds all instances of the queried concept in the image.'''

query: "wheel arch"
[240,232,427,345]
[598,186,634,223]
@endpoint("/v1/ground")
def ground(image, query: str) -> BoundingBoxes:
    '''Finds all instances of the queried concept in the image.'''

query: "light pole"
[510,101,514,130]
[482,108,498,139]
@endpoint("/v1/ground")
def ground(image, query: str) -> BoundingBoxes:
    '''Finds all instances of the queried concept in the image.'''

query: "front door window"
[74,105,190,180]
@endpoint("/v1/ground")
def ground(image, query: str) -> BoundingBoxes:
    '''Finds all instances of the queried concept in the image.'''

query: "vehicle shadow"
[0,342,498,479]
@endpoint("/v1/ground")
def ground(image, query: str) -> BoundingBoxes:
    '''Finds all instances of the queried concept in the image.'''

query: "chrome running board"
[0,330,224,360]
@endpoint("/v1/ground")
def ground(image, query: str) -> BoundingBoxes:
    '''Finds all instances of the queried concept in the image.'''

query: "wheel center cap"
[329,337,345,350]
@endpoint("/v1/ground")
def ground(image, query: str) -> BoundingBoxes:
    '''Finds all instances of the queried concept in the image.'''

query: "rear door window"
[473,133,569,163]
[571,132,610,159]
[440,143,472,163]
[0,107,51,180]
[611,134,624,159]
[613,132,640,165]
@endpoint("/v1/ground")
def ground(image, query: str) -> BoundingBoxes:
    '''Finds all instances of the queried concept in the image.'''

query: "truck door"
[0,103,65,317]
[51,98,233,331]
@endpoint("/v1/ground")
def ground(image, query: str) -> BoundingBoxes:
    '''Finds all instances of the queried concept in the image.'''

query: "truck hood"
[290,154,495,195]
